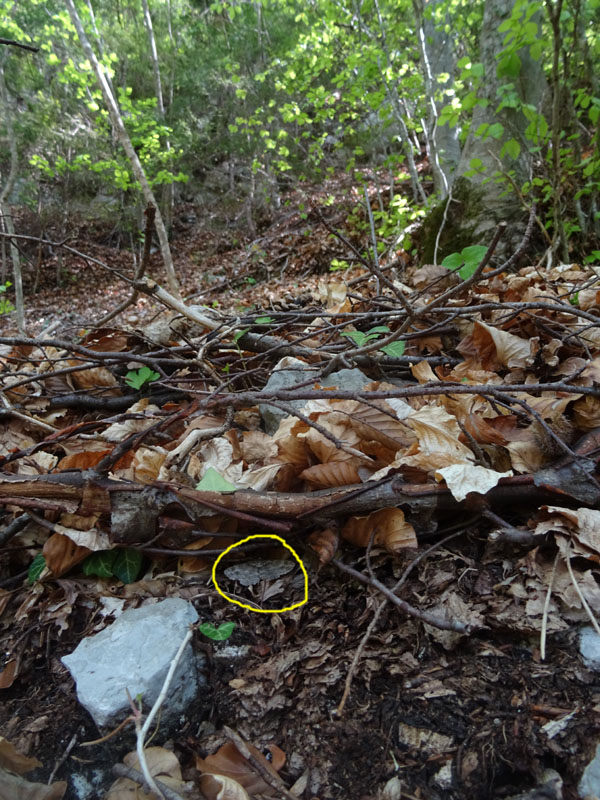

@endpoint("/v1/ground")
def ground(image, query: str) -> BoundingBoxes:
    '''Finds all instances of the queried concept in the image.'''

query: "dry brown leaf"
[342,508,417,552]
[0,659,18,690]
[177,538,213,574]
[236,463,282,490]
[572,394,600,430]
[43,533,91,577]
[106,745,189,800]
[300,417,362,462]
[0,737,42,774]
[69,363,119,393]
[435,464,513,502]
[465,321,536,370]
[240,431,278,464]
[199,774,250,800]
[273,417,309,469]
[196,740,284,796]
[299,460,362,487]
[308,527,339,564]
[0,768,66,800]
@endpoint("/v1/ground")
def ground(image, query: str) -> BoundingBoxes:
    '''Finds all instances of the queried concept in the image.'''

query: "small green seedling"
[329,258,351,272]
[341,325,390,348]
[124,366,160,390]
[199,621,236,641]
[442,245,488,280]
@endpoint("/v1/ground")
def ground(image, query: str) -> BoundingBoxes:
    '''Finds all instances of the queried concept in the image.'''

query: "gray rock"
[579,742,600,799]
[579,626,600,670]
[62,598,203,729]
[259,357,370,434]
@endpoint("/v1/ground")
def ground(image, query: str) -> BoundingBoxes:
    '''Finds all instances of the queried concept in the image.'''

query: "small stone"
[579,626,600,670]
[62,598,204,729]
[259,357,371,434]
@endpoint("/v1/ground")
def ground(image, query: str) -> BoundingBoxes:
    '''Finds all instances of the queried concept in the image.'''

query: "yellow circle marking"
[212,534,308,613]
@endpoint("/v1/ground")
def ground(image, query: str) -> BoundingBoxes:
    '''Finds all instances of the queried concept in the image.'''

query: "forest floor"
[1,174,600,800]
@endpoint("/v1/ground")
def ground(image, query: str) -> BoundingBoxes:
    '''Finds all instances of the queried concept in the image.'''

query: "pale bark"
[454,0,547,238]
[65,0,180,297]
[414,0,460,197]
[0,56,25,333]
[142,0,174,234]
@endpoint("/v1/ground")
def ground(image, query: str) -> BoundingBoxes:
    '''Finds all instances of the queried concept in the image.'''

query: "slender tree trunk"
[0,56,25,333]
[65,0,180,297]
[142,0,174,236]
[413,0,460,197]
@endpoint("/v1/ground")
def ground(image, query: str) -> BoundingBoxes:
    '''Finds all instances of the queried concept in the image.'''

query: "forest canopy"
[1,0,599,269]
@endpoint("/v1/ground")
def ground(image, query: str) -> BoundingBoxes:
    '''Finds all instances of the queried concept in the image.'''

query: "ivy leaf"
[199,622,236,641]
[28,553,47,584]
[112,548,143,584]
[381,341,406,357]
[196,467,238,493]
[82,550,118,578]
[125,366,160,390]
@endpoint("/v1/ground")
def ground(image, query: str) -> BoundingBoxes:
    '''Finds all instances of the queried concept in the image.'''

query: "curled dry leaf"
[43,533,91,577]
[342,508,417,552]
[199,773,250,800]
[299,417,362,462]
[299,460,362,488]
[240,430,278,465]
[308,527,339,564]
[196,740,285,796]
[469,321,537,370]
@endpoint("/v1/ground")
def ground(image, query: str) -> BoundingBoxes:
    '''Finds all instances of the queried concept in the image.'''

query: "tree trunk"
[0,56,25,333]
[65,0,180,298]
[420,0,548,261]
[414,0,461,198]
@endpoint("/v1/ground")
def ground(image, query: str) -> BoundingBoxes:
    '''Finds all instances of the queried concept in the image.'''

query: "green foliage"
[124,366,160,390]
[341,325,405,356]
[195,467,237,493]
[0,283,15,315]
[28,553,47,584]
[442,245,488,280]
[82,548,144,584]
[199,621,236,641]
[341,325,390,348]
[380,341,406,358]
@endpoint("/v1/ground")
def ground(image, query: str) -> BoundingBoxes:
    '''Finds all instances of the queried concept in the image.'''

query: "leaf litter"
[1,178,600,798]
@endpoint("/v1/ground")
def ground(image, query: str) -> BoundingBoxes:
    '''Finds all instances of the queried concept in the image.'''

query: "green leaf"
[341,330,367,346]
[196,467,238,493]
[441,253,464,270]
[28,554,47,584]
[497,52,521,78]
[254,316,274,324]
[125,366,160,390]
[380,341,406,357]
[112,549,143,584]
[367,325,391,334]
[82,550,118,578]
[233,327,251,343]
[199,621,236,641]
[501,138,521,160]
